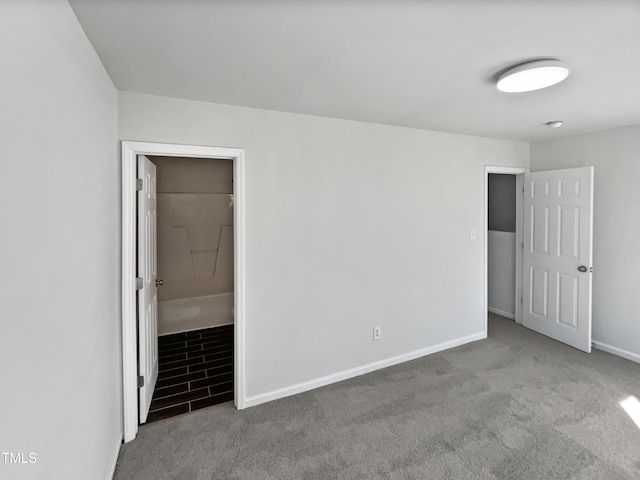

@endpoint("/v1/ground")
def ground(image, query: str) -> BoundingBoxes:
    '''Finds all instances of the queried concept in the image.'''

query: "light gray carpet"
[114,314,640,479]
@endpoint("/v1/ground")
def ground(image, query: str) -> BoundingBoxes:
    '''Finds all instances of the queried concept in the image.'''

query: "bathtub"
[158,292,234,336]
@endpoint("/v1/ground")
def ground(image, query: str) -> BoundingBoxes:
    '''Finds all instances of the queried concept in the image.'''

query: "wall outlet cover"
[373,326,382,340]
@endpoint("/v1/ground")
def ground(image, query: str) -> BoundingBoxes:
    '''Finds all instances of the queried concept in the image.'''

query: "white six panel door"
[522,167,594,353]
[137,155,159,423]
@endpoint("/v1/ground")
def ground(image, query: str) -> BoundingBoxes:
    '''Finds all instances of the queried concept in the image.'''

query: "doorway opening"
[144,155,235,423]
[488,173,518,321]
[483,165,594,353]
[122,141,246,443]
[483,166,527,336]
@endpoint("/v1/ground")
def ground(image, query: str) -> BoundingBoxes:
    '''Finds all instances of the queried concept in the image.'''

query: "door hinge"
[137,375,145,388]
[520,297,523,304]
[136,277,143,290]
[136,178,143,191]
[522,242,524,249]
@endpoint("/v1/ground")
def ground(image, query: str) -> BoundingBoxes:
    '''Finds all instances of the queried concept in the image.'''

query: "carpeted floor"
[114,314,640,479]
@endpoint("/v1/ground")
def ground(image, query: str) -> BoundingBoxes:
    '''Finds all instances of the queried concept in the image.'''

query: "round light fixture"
[545,120,563,128]
[497,59,569,93]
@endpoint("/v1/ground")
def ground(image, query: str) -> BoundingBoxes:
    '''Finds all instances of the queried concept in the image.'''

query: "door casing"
[121,141,246,443]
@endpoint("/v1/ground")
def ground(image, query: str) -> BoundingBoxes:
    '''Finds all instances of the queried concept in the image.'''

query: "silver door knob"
[577,266,588,273]
[155,279,164,286]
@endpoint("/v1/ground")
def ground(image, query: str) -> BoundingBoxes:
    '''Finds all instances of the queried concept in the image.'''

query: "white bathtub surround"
[488,230,516,319]
[152,155,235,334]
[158,293,234,335]
[156,193,234,296]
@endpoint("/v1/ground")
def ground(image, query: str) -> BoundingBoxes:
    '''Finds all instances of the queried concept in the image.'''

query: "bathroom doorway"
[121,141,246,443]
[144,155,235,423]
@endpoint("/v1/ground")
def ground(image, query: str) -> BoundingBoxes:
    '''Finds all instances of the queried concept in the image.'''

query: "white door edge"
[483,165,529,338]
[121,141,247,443]
[137,156,159,423]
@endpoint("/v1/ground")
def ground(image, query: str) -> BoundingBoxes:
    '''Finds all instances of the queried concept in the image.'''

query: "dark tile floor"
[146,324,234,423]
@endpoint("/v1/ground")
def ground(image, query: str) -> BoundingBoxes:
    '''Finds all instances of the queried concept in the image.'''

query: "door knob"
[155,279,164,286]
[577,265,588,273]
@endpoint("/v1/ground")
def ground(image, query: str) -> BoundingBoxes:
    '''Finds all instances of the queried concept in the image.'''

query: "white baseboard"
[592,341,640,364]
[244,332,485,408]
[106,434,121,480]
[488,306,515,320]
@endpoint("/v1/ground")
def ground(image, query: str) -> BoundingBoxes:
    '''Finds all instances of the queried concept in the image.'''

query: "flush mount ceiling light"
[497,59,569,93]
[545,120,563,128]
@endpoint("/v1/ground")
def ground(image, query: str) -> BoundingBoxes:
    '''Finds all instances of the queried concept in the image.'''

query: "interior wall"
[531,124,640,362]
[118,91,529,400]
[487,174,516,318]
[487,232,516,318]
[149,156,234,334]
[488,174,516,233]
[0,1,120,479]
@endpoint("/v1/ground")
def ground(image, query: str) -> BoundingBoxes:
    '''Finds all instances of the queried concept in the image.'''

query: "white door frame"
[484,166,529,336]
[121,141,246,443]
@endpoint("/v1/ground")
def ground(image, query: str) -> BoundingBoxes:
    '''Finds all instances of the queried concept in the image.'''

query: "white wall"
[488,174,516,232]
[119,91,529,400]
[488,231,516,318]
[0,1,120,479]
[531,125,640,362]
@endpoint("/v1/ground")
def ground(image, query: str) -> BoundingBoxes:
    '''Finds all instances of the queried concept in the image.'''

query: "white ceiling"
[69,0,640,142]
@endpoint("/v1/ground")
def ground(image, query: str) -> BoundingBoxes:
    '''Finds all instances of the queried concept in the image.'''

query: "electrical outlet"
[373,326,381,341]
